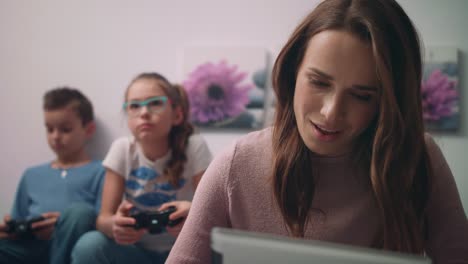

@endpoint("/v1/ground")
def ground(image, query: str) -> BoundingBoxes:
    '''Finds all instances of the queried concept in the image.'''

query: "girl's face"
[125,79,180,142]
[293,30,379,156]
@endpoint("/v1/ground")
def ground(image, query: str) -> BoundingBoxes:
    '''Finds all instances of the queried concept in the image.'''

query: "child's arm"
[96,168,125,237]
[3,172,28,239]
[96,168,147,244]
[93,166,107,213]
[0,215,13,239]
[30,211,60,240]
[10,170,31,219]
[162,170,206,237]
[166,141,233,264]
[1,170,34,239]
[160,200,191,238]
[111,200,147,245]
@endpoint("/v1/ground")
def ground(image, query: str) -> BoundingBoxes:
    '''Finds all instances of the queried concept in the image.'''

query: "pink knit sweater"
[167,128,468,264]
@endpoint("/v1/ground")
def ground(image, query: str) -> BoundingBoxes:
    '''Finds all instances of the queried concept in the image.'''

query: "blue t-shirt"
[11,160,105,219]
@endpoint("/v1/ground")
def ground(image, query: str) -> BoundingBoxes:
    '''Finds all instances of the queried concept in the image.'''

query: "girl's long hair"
[271,0,432,253]
[126,72,194,188]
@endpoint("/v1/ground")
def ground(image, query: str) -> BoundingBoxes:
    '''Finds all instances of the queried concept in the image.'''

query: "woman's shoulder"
[231,127,273,160]
[423,132,436,146]
[423,132,445,167]
[237,126,272,146]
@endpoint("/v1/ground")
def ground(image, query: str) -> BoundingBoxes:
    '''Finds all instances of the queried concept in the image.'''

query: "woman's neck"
[139,137,170,161]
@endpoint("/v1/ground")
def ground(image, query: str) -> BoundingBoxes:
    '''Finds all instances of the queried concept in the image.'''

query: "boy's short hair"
[43,87,94,125]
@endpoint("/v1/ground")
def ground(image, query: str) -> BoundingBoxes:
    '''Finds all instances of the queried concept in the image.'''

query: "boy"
[0,87,105,264]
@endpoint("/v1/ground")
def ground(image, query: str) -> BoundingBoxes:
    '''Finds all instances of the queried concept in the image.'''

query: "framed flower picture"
[181,46,270,129]
[422,47,459,131]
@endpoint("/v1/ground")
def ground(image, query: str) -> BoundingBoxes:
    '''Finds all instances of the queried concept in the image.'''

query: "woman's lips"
[311,122,342,141]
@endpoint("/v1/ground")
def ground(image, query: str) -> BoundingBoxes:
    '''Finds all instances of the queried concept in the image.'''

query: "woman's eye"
[352,93,372,101]
[309,79,329,88]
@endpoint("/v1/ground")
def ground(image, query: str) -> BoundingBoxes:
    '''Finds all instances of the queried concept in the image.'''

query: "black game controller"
[130,206,184,234]
[6,216,45,237]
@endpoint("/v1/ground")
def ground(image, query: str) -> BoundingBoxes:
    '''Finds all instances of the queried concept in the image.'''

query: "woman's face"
[293,30,379,156]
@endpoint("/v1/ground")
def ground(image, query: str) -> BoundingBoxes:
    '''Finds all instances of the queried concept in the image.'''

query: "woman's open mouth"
[311,122,342,141]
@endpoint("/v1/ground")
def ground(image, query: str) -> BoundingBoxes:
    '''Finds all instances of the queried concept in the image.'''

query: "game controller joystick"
[6,216,45,237]
[131,206,184,234]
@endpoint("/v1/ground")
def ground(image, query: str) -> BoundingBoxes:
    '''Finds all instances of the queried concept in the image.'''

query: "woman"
[166,0,468,263]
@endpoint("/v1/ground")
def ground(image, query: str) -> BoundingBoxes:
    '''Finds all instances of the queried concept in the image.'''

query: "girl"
[166,0,468,263]
[72,72,212,264]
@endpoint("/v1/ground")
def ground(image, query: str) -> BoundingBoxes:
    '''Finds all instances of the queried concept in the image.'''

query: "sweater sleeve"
[424,134,468,263]
[166,142,235,264]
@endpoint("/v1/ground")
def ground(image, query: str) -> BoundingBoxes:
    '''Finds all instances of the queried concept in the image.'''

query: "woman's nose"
[320,93,345,123]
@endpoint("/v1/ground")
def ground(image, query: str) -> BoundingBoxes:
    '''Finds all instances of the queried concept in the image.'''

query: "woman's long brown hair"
[271,0,432,253]
[126,72,194,188]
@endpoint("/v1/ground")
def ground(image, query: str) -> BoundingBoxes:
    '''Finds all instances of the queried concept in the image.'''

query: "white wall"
[0,0,467,216]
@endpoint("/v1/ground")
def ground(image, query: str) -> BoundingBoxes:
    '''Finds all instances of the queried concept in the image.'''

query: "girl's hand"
[31,212,60,240]
[112,200,147,245]
[159,201,191,238]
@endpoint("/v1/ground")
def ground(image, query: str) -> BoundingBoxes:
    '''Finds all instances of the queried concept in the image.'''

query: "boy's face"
[44,105,93,161]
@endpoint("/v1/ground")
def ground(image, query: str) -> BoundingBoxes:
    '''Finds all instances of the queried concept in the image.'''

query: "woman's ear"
[172,106,184,126]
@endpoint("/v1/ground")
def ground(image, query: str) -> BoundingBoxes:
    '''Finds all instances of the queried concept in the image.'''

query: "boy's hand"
[159,201,191,238]
[0,215,14,239]
[112,200,146,245]
[31,212,60,240]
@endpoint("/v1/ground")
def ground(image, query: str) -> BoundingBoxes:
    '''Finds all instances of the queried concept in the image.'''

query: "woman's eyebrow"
[308,67,377,91]
[307,67,333,81]
[352,84,377,92]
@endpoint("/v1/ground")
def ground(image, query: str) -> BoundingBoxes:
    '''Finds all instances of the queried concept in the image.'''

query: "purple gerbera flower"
[184,61,254,124]
[421,69,458,122]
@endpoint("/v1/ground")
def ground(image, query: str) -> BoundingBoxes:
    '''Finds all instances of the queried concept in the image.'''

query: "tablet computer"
[211,227,431,264]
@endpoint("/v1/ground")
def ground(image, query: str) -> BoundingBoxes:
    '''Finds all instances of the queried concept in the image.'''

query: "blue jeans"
[0,238,48,264]
[0,203,96,264]
[50,203,97,264]
[71,231,169,264]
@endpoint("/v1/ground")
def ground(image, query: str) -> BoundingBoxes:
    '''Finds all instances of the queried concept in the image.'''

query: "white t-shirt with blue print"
[103,133,213,252]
